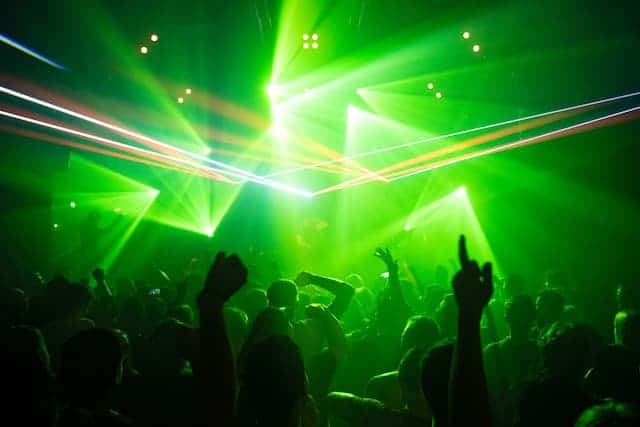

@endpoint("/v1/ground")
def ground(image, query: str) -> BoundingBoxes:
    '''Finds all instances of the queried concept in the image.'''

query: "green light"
[427,82,434,90]
[312,33,318,41]
[150,34,158,42]
[205,226,214,237]
[473,44,480,53]
[178,96,184,104]
[140,46,148,54]
[303,34,309,41]
[462,31,471,39]
[185,88,192,95]
[203,146,211,155]
[53,223,59,229]
[303,42,310,49]
[312,42,319,49]
[69,201,76,208]
[435,92,443,99]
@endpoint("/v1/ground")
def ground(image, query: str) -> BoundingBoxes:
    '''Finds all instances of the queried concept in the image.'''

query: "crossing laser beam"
[0,33,66,70]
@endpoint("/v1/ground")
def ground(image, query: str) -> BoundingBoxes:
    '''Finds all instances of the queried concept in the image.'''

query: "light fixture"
[473,44,480,53]
[178,96,184,104]
[185,88,192,95]
[140,46,148,54]
[435,92,443,99]
[462,31,471,39]
[150,34,159,42]
[312,42,319,49]
[427,82,434,90]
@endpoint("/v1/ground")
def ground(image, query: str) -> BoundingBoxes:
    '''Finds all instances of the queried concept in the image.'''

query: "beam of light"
[0,109,243,183]
[316,106,580,194]
[0,33,66,70]
[265,90,640,178]
[314,105,639,195]
[387,106,640,182]
[0,86,314,197]
[0,123,224,181]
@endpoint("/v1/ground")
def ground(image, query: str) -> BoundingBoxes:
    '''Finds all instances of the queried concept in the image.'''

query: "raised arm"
[296,272,355,319]
[92,268,113,299]
[375,248,411,317]
[197,252,248,427]
[449,236,493,427]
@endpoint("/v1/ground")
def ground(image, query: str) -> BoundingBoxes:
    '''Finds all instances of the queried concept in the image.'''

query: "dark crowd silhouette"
[1,234,639,427]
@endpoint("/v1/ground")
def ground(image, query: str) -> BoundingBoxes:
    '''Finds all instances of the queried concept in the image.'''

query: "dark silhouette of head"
[541,324,603,382]
[575,401,640,427]
[241,288,268,322]
[617,283,640,312]
[505,295,536,337]
[421,342,454,424]
[0,326,56,426]
[536,288,565,329]
[619,310,640,353]
[144,318,189,376]
[59,328,123,410]
[55,283,92,322]
[268,280,298,319]
[504,274,526,300]
[514,376,592,427]
[400,315,441,356]
[243,335,307,426]
[584,344,640,403]
[436,294,458,339]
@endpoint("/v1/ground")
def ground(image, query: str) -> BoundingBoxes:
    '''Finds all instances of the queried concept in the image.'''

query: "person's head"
[144,318,190,375]
[57,283,92,321]
[398,347,429,417]
[583,345,640,403]
[1,326,56,426]
[224,307,249,358]
[504,274,526,300]
[575,401,640,427]
[617,283,640,312]
[619,311,640,353]
[243,335,307,426]
[514,376,592,427]
[246,307,293,348]
[400,315,441,356]
[59,329,123,409]
[268,280,298,319]
[242,288,268,322]
[171,303,195,326]
[536,288,565,329]
[421,342,454,424]
[541,324,603,383]
[505,295,536,337]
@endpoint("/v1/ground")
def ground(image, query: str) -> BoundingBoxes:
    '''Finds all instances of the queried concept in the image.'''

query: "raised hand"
[452,235,493,318]
[374,247,398,274]
[199,252,248,308]
[295,271,314,287]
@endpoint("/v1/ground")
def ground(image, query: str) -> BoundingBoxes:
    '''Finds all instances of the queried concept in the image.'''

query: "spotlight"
[303,42,310,49]
[473,44,480,52]
[205,226,214,237]
[312,33,319,41]
[150,34,159,42]
[427,82,434,90]
[69,201,76,208]
[312,42,319,49]
[462,31,470,39]
[303,34,309,40]
[140,46,148,54]
[53,223,59,230]
[178,96,184,104]
[435,92,443,99]
[185,88,192,95]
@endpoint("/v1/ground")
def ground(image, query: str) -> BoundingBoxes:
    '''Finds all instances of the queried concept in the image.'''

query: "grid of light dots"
[303,33,319,49]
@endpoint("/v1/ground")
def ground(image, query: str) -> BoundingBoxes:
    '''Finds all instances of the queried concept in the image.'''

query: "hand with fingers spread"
[198,251,248,309]
[374,247,398,275]
[452,236,493,318]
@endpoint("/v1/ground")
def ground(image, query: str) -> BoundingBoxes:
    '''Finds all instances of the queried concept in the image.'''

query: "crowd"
[1,234,639,427]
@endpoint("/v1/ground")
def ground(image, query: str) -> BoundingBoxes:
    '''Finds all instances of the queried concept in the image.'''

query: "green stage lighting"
[303,34,309,41]
[69,201,76,208]
[427,82,434,90]
[203,146,211,155]
[140,46,148,54]
[150,34,158,42]
[185,88,192,95]
[435,92,443,99]
[312,33,318,41]
[303,42,310,49]
[312,42,319,49]
[462,31,471,39]
[473,44,480,52]
[178,96,184,104]
[53,223,59,230]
